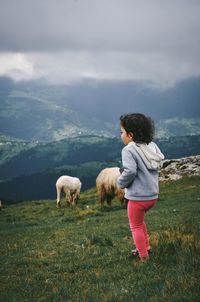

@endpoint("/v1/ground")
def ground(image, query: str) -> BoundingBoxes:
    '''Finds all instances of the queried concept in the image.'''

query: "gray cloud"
[0,0,200,87]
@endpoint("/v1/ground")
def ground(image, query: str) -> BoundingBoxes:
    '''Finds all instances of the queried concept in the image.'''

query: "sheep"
[56,175,82,208]
[96,167,125,206]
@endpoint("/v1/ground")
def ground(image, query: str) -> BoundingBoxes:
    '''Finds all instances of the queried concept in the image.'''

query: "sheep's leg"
[120,197,126,205]
[70,192,76,206]
[71,194,75,206]
[75,193,79,205]
[72,192,79,206]
[99,189,106,207]
[100,196,105,207]
[65,191,71,205]
[56,187,61,208]
[106,193,113,206]
[106,196,112,206]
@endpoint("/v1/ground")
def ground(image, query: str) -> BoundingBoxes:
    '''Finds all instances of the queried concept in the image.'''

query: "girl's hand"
[119,167,124,174]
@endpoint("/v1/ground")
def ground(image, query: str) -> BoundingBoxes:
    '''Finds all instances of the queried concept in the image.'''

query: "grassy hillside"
[0,176,199,302]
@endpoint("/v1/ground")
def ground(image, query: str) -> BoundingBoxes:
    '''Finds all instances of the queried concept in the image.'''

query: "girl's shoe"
[131,249,139,257]
[130,248,151,258]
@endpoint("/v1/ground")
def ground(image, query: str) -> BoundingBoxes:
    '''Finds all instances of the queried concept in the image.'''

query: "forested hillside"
[0,136,122,181]
[0,134,199,202]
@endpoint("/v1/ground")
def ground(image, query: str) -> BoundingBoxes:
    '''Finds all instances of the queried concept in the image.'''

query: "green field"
[0,176,200,302]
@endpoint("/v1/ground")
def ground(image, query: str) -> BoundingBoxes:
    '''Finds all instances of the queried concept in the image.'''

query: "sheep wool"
[56,175,82,208]
[96,167,125,206]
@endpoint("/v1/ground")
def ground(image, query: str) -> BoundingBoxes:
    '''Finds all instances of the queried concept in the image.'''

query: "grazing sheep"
[56,176,82,208]
[96,167,125,206]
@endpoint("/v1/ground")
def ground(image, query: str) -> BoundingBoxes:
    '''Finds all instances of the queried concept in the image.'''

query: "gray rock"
[159,155,200,181]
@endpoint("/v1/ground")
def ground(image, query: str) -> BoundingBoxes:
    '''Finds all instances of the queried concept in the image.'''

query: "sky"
[0,0,200,89]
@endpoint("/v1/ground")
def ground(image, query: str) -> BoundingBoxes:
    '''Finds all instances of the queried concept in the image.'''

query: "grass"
[0,176,200,302]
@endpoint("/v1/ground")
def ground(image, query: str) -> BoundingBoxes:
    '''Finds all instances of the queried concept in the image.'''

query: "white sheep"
[56,176,82,208]
[96,167,125,206]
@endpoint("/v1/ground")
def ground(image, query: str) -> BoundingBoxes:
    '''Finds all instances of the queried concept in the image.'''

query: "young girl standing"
[117,113,164,262]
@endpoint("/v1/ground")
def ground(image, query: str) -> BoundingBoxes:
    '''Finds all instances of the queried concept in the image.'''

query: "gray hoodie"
[117,141,165,201]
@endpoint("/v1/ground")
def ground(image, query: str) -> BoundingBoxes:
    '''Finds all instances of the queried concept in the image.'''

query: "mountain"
[0,76,199,141]
[155,117,200,139]
[0,76,199,201]
[0,77,114,141]
[66,77,200,122]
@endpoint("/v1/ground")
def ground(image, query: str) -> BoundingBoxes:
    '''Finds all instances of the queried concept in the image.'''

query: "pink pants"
[127,199,157,259]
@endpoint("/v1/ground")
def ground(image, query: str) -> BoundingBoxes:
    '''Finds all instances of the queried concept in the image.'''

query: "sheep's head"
[70,193,80,205]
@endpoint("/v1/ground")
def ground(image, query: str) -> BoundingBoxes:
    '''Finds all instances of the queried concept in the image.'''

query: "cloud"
[0,50,199,89]
[0,53,36,81]
[0,0,200,88]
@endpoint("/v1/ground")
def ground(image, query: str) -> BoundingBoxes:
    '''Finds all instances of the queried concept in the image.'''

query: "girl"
[117,113,164,262]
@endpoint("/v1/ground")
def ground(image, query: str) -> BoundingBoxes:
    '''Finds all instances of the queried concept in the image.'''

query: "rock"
[159,155,200,181]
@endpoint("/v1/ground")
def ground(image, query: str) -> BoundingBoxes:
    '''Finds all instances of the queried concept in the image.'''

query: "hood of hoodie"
[129,141,165,170]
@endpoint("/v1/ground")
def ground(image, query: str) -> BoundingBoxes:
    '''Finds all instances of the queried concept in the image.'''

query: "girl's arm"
[117,148,137,189]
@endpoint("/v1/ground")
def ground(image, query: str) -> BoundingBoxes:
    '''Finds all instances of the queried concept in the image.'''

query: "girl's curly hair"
[120,113,155,144]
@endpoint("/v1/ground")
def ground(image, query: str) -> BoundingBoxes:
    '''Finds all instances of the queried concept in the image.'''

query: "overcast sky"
[0,0,200,88]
